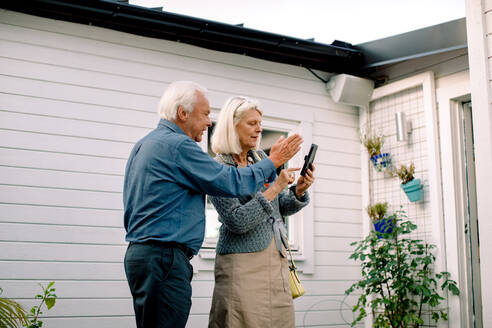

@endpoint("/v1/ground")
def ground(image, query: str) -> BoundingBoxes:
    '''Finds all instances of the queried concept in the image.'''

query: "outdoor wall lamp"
[395,112,412,142]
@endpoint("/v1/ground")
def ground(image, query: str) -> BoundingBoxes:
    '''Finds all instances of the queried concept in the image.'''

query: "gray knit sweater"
[210,150,310,255]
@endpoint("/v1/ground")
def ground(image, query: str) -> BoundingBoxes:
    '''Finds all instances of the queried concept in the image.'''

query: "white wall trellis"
[368,85,431,243]
[361,71,446,328]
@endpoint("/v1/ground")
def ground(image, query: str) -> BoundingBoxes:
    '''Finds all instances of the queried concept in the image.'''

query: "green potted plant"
[367,202,393,236]
[360,131,391,172]
[345,210,460,327]
[391,162,423,202]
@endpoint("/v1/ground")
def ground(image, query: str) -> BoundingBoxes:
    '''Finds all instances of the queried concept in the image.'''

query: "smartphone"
[301,144,318,176]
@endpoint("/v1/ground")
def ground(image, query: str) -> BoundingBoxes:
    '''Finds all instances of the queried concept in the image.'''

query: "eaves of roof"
[356,18,467,71]
[1,0,365,74]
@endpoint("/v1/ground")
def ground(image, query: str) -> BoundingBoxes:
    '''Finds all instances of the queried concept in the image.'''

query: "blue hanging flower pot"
[373,218,394,238]
[401,178,423,202]
[370,153,391,172]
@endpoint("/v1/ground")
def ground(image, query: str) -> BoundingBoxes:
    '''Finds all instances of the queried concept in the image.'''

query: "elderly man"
[123,81,302,328]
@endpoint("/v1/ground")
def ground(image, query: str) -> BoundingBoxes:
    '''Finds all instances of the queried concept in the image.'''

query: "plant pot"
[373,218,394,237]
[370,153,391,172]
[401,178,423,202]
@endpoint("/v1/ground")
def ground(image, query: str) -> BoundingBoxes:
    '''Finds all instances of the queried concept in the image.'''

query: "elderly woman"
[208,96,315,328]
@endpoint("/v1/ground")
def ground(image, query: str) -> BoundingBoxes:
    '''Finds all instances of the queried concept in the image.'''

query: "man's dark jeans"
[124,242,194,328]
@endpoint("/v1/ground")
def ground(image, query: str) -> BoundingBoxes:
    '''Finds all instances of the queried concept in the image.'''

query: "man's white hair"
[158,81,208,120]
[211,96,262,155]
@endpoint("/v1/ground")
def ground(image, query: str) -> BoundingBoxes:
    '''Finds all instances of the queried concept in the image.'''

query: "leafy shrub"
[346,211,459,327]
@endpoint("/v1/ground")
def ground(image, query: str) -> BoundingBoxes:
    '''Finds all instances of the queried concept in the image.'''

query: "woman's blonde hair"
[211,96,262,155]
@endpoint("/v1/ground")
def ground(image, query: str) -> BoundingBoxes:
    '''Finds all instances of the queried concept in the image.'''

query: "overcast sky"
[129,0,465,45]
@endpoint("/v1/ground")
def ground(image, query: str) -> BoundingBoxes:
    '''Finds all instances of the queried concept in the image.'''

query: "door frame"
[437,70,482,327]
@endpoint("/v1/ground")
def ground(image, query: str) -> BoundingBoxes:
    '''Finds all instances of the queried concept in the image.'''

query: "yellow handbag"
[287,243,305,299]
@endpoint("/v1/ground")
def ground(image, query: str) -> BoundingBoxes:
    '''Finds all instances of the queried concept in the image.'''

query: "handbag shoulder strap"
[286,242,297,268]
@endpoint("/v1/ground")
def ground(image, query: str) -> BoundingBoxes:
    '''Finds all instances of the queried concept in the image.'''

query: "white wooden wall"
[0,9,363,327]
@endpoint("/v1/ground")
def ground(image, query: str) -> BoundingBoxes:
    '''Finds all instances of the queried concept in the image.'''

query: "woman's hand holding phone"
[295,164,315,197]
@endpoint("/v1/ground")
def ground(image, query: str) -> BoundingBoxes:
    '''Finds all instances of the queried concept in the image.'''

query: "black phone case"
[301,144,318,176]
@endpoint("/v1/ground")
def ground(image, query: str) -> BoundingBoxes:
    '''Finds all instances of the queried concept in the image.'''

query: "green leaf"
[45,298,56,310]
[448,283,460,295]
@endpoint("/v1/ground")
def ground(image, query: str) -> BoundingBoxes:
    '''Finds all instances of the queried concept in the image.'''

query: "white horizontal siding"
[0,185,121,209]
[0,92,158,128]
[0,9,363,328]
[0,147,127,176]
[0,223,125,245]
[0,261,125,280]
[38,317,135,328]
[1,242,126,262]
[0,110,151,143]
[314,207,361,223]
[0,166,123,192]
[313,164,360,182]
[314,222,362,238]
[2,280,130,298]
[0,74,156,111]
[316,150,360,168]
[314,179,360,196]
[0,203,123,226]
[0,129,133,158]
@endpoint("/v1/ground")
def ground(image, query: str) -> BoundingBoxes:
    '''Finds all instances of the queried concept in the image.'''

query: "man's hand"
[268,134,303,168]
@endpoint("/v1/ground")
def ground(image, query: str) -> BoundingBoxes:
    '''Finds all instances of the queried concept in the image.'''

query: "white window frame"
[194,109,315,274]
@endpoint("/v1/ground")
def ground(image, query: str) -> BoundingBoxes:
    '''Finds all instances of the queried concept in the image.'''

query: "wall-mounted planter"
[370,153,391,172]
[401,178,423,202]
[373,218,394,238]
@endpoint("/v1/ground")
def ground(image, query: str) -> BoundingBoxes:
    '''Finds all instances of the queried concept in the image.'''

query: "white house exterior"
[0,6,361,328]
[1,1,492,328]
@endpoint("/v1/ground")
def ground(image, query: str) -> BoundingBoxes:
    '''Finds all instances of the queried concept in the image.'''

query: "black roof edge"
[1,0,364,74]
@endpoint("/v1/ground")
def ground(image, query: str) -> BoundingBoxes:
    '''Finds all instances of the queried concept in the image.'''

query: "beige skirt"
[208,239,294,328]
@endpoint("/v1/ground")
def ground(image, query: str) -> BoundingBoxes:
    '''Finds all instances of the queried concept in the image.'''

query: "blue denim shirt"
[123,119,277,254]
